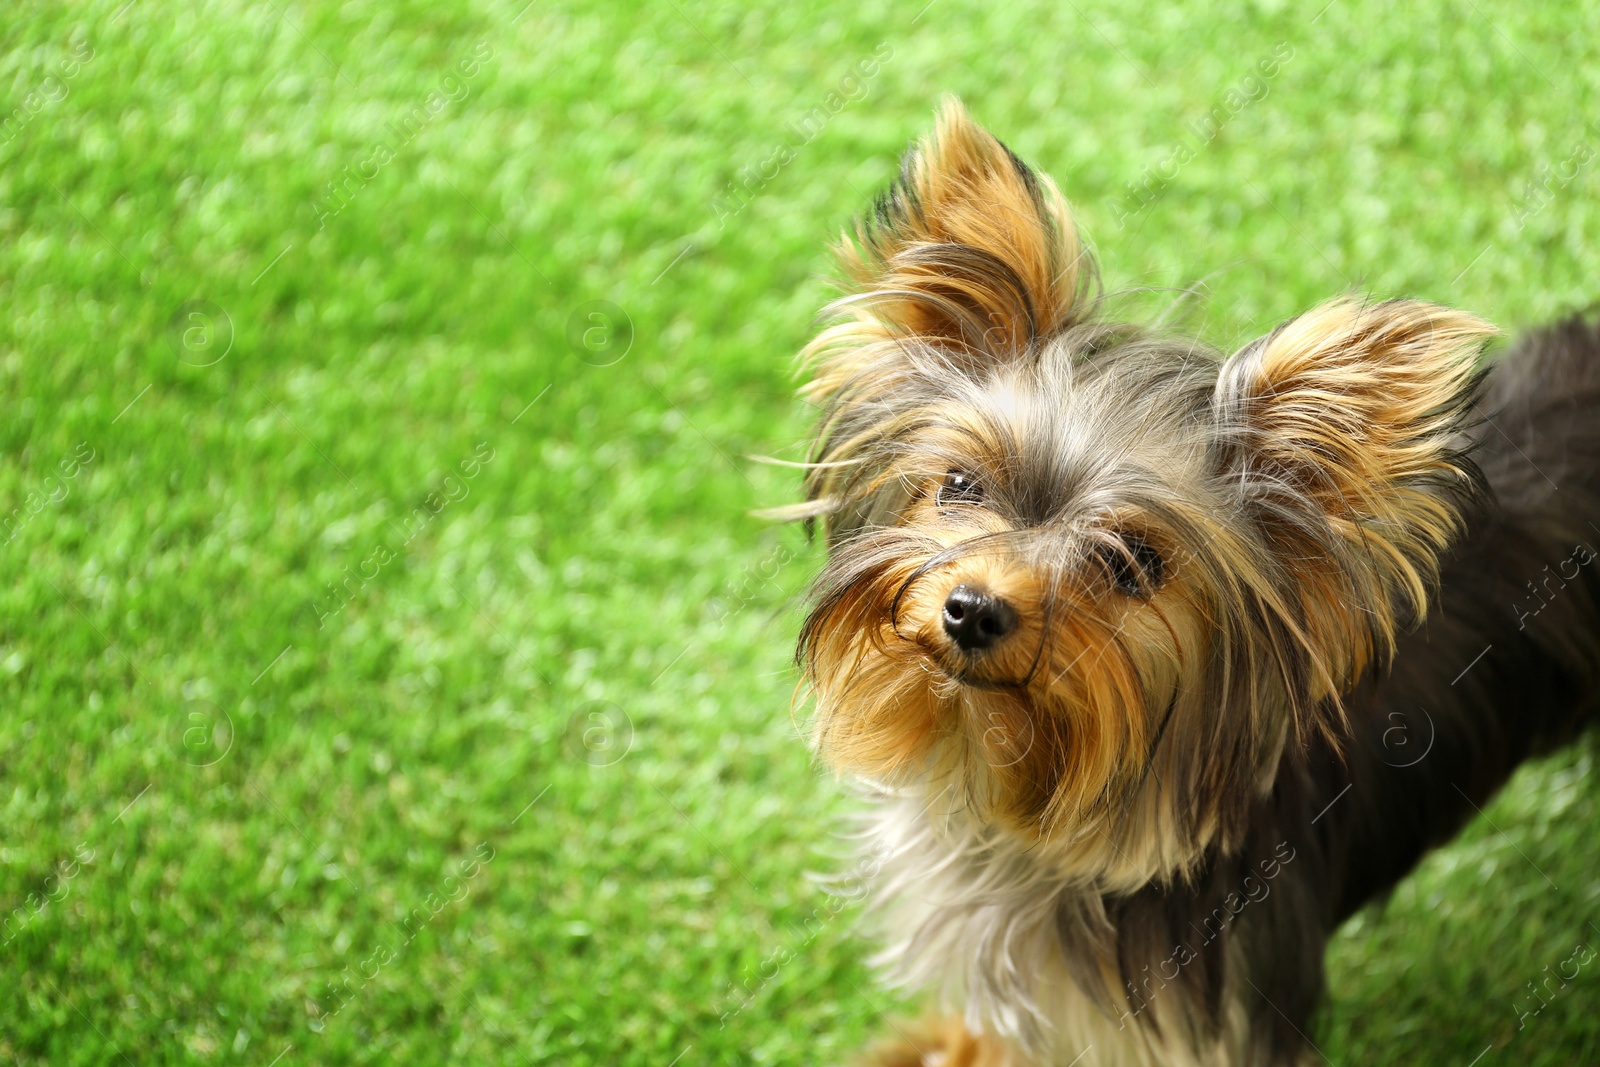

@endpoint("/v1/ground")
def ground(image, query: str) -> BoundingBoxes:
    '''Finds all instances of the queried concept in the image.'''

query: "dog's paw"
[860,1016,1016,1067]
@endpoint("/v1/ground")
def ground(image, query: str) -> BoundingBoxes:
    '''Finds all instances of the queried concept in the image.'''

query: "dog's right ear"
[804,97,1088,395]
[784,99,1090,530]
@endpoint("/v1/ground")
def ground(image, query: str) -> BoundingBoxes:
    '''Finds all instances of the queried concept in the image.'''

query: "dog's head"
[784,100,1492,882]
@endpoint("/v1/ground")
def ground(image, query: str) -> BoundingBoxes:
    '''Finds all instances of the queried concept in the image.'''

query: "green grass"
[2,0,1598,1063]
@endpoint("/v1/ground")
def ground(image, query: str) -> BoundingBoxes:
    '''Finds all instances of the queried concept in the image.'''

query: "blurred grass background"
[2,0,1599,1063]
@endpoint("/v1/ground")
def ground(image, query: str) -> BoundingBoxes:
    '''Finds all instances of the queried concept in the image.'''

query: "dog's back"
[1204,319,1600,1061]
[1323,316,1600,919]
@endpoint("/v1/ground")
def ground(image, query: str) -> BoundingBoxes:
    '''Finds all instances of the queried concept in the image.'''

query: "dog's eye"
[1098,534,1164,597]
[936,470,984,508]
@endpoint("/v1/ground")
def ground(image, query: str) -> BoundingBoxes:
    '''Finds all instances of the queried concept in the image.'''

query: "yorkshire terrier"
[779,99,1600,1065]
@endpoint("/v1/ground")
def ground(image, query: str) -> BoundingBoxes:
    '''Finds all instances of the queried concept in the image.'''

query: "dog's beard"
[799,544,1167,840]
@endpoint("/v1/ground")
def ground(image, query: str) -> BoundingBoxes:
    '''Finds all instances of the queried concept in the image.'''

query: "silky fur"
[784,99,1600,1065]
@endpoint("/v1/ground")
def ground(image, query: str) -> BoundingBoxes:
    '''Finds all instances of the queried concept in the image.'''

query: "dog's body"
[785,101,1600,1065]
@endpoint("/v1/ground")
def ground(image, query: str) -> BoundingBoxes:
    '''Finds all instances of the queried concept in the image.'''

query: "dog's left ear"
[1216,298,1496,677]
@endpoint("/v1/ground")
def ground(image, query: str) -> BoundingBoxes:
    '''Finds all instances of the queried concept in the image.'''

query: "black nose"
[941,585,1018,652]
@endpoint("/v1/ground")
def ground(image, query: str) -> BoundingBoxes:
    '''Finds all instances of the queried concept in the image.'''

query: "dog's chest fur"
[858,792,1266,1067]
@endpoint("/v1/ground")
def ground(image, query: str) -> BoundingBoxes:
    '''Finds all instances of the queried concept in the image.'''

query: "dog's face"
[789,100,1493,878]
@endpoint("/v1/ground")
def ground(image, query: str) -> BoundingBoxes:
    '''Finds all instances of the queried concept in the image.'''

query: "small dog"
[781,99,1600,1065]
